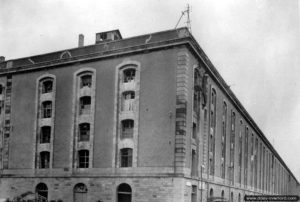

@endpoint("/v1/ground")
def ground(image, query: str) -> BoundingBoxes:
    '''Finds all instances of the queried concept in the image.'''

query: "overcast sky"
[0,0,299,180]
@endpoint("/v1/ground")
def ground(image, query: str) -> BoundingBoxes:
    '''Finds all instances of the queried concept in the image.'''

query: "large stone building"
[0,28,299,202]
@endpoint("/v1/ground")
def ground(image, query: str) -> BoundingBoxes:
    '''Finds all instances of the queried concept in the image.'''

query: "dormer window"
[42,80,53,94]
[80,75,92,88]
[123,69,135,83]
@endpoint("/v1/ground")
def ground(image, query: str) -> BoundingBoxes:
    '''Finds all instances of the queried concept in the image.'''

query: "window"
[39,151,50,169]
[254,138,258,188]
[80,75,92,88]
[79,123,90,141]
[239,120,243,184]
[123,68,135,83]
[74,183,88,202]
[244,127,249,186]
[40,126,51,143]
[122,91,135,111]
[80,96,91,115]
[230,192,233,202]
[42,101,52,118]
[230,111,236,183]
[36,183,48,202]
[221,101,227,179]
[192,122,197,139]
[120,148,132,167]
[209,88,216,175]
[193,68,201,113]
[121,119,134,138]
[191,185,197,202]
[191,149,197,176]
[78,150,89,168]
[0,84,3,94]
[117,183,132,202]
[42,80,53,94]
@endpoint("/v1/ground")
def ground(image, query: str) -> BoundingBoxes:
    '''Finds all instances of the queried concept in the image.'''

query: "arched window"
[120,148,132,167]
[80,96,91,115]
[123,68,136,83]
[230,192,233,202]
[121,119,134,138]
[74,183,88,202]
[40,126,51,143]
[79,123,90,141]
[36,183,48,202]
[41,101,52,118]
[78,150,89,168]
[221,190,225,199]
[209,188,213,198]
[80,74,92,88]
[117,183,132,202]
[41,79,53,94]
[238,193,241,202]
[39,151,50,169]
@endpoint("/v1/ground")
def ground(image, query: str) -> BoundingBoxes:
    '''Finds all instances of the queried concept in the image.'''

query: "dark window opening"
[79,123,90,141]
[80,75,92,88]
[120,148,132,167]
[121,119,134,138]
[78,150,89,168]
[40,126,51,143]
[192,122,197,139]
[80,96,91,115]
[0,85,3,94]
[117,183,132,202]
[42,101,52,118]
[39,152,50,169]
[123,69,136,83]
[42,80,53,94]
[191,150,197,176]
[191,185,197,202]
[36,183,48,202]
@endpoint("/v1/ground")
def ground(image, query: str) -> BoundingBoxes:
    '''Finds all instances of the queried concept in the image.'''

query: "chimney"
[0,56,5,63]
[78,34,84,47]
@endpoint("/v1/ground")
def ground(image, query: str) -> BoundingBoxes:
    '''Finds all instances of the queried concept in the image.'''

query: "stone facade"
[0,28,298,201]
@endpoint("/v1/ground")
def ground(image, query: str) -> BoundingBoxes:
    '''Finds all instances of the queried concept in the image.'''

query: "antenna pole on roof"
[174,4,192,32]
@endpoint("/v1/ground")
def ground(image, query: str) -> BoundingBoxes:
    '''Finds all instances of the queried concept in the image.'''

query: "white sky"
[0,0,299,180]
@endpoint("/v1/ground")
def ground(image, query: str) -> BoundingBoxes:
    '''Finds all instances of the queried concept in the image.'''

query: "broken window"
[78,150,89,168]
[123,68,135,83]
[39,151,50,169]
[120,148,132,167]
[121,119,134,138]
[122,91,135,111]
[79,123,90,141]
[40,126,51,144]
[80,75,92,88]
[79,96,91,115]
[42,80,53,94]
[42,101,52,118]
